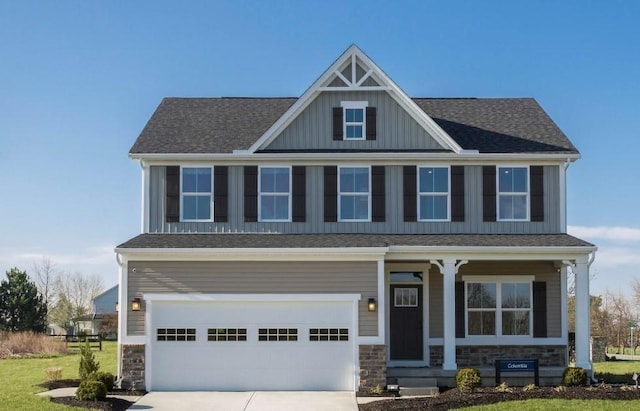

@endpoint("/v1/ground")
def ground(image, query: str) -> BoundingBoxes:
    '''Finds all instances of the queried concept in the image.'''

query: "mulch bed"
[359,386,640,411]
[39,379,146,411]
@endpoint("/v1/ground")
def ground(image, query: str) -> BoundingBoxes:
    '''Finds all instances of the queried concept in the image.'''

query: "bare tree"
[49,271,104,328]
[32,257,58,308]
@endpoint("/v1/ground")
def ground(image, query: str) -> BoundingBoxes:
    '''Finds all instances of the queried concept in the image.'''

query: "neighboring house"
[75,285,119,339]
[115,45,596,392]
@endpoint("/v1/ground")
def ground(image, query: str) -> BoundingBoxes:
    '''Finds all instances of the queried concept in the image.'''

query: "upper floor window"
[259,167,291,221]
[418,167,449,221]
[341,101,367,140]
[181,167,212,221]
[498,167,529,221]
[466,279,532,337]
[339,166,370,221]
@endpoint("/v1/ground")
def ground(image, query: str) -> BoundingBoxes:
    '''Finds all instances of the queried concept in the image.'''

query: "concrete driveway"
[127,391,358,411]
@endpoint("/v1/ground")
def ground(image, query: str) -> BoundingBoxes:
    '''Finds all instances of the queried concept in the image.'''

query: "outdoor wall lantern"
[368,298,377,312]
[131,297,141,312]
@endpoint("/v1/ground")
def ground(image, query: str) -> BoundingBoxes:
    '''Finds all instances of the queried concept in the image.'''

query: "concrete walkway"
[128,391,358,411]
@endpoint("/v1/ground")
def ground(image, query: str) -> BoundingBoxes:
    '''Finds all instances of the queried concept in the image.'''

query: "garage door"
[147,296,357,391]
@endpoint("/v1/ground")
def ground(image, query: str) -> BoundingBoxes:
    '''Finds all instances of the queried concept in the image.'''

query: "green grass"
[0,341,117,411]
[593,360,640,383]
[461,399,640,410]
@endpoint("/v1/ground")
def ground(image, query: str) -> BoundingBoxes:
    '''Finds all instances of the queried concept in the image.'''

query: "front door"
[390,284,423,360]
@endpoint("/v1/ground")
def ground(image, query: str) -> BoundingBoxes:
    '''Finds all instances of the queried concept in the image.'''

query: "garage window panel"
[258,328,298,341]
[309,328,349,342]
[208,328,247,342]
[157,328,196,342]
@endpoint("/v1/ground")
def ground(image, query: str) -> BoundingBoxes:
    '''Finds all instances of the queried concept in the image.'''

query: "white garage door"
[147,296,357,391]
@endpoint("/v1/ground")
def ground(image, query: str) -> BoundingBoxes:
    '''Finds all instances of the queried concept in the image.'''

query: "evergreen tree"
[0,268,48,332]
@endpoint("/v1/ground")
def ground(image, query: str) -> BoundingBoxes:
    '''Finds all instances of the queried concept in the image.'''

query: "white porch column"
[574,257,592,370]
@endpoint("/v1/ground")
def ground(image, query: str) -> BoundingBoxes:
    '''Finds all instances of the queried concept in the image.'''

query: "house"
[115,45,596,392]
[74,285,119,339]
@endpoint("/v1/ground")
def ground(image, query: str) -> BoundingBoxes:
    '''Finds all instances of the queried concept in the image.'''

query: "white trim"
[560,265,568,340]
[496,165,530,222]
[116,255,127,378]
[141,162,150,233]
[428,337,568,346]
[143,293,361,303]
[338,165,371,222]
[258,165,292,222]
[559,162,568,232]
[417,165,451,222]
[461,275,535,282]
[179,166,214,223]
[341,101,368,141]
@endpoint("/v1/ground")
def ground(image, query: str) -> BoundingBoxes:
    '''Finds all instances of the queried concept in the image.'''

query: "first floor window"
[498,167,528,221]
[339,166,370,221]
[418,167,449,221]
[181,167,212,221]
[466,280,532,336]
[259,167,291,221]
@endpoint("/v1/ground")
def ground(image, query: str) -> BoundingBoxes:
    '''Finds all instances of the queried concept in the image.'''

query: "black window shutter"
[533,281,547,338]
[213,166,228,222]
[165,166,180,223]
[366,107,377,140]
[332,108,343,140]
[371,166,385,222]
[244,166,258,222]
[292,166,306,222]
[483,166,497,222]
[530,166,544,222]
[403,166,417,222]
[451,166,465,222]
[324,166,338,222]
[455,281,465,338]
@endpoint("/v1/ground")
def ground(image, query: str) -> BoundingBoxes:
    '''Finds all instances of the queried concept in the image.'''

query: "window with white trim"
[259,167,291,221]
[466,280,532,337]
[498,167,528,221]
[338,166,370,221]
[418,167,449,221]
[181,167,212,221]
[341,101,367,140]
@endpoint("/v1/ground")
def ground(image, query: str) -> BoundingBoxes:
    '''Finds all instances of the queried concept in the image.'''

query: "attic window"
[341,101,368,140]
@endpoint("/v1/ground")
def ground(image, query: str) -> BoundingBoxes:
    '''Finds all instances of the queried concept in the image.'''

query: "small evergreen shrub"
[44,367,63,381]
[456,368,481,393]
[76,380,107,401]
[79,340,100,380]
[88,371,115,390]
[562,366,588,386]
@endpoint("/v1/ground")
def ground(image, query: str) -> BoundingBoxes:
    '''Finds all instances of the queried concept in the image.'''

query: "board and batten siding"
[127,260,378,337]
[264,91,445,151]
[149,165,561,234]
[428,261,561,339]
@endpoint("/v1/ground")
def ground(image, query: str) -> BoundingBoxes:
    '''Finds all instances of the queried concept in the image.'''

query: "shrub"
[562,366,588,386]
[88,371,115,391]
[79,340,100,380]
[522,383,536,392]
[44,367,63,381]
[76,380,107,401]
[495,381,513,393]
[456,368,481,393]
[0,332,68,358]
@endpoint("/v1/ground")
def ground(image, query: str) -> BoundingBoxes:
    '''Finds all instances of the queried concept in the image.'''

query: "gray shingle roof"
[117,233,593,249]
[129,97,578,155]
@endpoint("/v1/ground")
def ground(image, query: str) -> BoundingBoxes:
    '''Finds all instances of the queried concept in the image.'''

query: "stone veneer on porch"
[429,345,567,367]
[359,344,386,391]
[120,344,145,390]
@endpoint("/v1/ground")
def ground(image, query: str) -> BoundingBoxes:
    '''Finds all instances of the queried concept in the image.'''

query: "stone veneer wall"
[359,344,386,391]
[430,345,567,367]
[120,344,145,390]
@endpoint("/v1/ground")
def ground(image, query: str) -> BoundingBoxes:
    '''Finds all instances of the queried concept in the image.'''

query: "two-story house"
[115,45,596,392]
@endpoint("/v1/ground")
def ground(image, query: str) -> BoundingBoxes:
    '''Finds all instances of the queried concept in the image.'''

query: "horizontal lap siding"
[127,260,377,337]
[150,166,561,234]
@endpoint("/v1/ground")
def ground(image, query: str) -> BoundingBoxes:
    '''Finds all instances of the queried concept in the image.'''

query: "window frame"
[417,165,451,222]
[497,165,530,222]
[341,101,368,141]
[338,165,371,222]
[258,165,292,222]
[463,275,534,338]
[180,166,214,222]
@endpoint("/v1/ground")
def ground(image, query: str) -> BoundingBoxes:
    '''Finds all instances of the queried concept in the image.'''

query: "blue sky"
[0,1,638,297]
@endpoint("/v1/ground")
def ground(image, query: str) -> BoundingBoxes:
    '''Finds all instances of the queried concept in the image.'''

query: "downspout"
[588,251,598,384]
[115,252,124,383]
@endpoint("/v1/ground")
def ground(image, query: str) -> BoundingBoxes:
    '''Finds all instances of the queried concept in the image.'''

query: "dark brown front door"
[390,285,423,360]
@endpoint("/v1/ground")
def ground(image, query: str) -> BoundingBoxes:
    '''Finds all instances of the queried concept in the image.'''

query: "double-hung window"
[498,166,529,221]
[341,102,367,140]
[418,167,449,221]
[339,166,370,221]
[466,278,532,337]
[259,167,291,221]
[181,167,212,221]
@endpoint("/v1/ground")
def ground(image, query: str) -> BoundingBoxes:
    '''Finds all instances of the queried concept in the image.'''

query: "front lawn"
[594,360,640,384]
[0,341,117,411]
[462,399,640,410]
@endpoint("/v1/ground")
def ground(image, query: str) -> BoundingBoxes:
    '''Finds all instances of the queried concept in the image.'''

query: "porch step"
[396,378,439,397]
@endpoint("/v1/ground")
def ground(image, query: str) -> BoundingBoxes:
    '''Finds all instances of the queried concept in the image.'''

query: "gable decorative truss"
[240,44,463,154]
